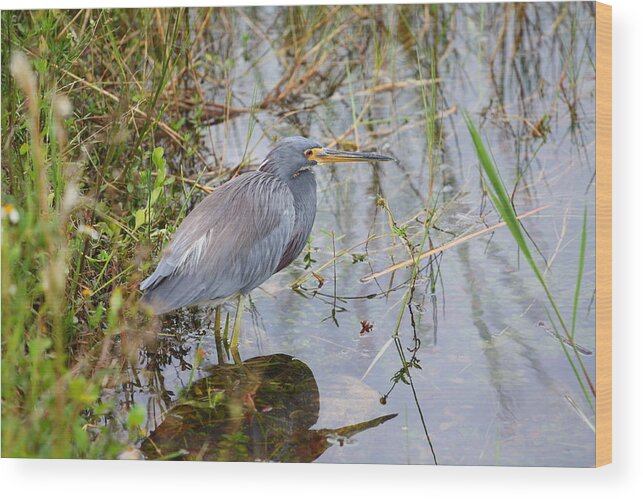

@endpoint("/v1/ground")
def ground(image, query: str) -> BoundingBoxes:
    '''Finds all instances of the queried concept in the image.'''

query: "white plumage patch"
[257,158,270,171]
[174,231,211,272]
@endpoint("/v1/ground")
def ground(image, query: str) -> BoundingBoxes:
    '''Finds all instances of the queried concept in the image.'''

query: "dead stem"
[362,205,551,282]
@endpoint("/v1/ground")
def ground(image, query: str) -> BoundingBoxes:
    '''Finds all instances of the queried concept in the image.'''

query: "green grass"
[464,112,595,413]
[1,8,207,458]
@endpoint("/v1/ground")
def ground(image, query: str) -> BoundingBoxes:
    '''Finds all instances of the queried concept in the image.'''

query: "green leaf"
[152,146,166,169]
[153,147,167,188]
[88,303,105,329]
[134,209,147,230]
[73,422,90,452]
[351,253,366,264]
[392,225,409,237]
[127,404,146,429]
[150,185,163,206]
[571,207,588,339]
[69,377,99,405]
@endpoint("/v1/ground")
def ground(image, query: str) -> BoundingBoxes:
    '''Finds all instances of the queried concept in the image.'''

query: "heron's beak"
[310,147,395,164]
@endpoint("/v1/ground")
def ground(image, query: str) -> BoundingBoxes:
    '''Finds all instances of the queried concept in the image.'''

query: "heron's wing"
[141,172,295,314]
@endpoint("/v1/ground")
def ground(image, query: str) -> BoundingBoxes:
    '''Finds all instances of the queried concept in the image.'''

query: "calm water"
[126,2,597,466]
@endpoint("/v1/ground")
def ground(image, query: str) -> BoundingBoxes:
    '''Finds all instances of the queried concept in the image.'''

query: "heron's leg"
[213,305,224,365]
[230,295,244,350]
[230,347,242,365]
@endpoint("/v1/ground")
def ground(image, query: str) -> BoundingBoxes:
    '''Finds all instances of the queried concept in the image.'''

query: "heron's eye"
[305,149,313,158]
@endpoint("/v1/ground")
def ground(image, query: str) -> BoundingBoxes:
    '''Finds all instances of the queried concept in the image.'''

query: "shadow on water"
[140,351,396,462]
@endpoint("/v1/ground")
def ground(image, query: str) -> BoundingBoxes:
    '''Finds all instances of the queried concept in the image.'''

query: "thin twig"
[361,205,550,282]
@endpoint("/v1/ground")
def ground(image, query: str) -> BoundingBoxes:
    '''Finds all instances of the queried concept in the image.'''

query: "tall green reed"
[464,112,595,413]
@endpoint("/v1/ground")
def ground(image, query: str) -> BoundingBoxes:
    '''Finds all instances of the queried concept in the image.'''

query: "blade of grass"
[571,206,588,340]
[361,337,394,381]
[546,309,594,412]
[464,112,595,406]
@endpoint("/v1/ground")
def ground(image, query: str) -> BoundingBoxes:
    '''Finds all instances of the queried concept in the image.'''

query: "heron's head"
[260,136,395,180]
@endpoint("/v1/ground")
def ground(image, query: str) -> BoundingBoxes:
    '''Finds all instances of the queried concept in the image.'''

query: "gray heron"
[140,136,394,348]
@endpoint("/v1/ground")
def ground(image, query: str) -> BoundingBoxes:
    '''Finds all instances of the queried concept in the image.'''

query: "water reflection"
[140,352,396,462]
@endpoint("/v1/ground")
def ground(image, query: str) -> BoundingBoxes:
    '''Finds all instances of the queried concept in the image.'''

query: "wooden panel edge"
[595,1,612,468]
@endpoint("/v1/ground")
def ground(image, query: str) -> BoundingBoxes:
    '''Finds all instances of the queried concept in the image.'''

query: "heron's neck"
[284,169,316,202]
[284,169,317,242]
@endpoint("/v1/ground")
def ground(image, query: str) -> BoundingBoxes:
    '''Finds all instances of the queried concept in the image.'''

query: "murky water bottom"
[125,3,597,466]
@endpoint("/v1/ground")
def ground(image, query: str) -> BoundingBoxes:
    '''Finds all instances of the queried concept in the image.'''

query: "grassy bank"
[1,8,208,458]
